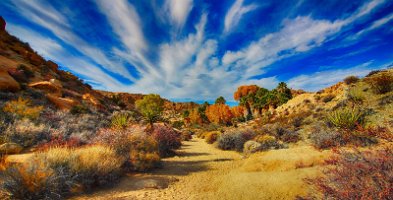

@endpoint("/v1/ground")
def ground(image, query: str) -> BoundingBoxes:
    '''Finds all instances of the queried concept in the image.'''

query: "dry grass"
[241,145,329,172]
[3,97,43,119]
[39,145,124,175]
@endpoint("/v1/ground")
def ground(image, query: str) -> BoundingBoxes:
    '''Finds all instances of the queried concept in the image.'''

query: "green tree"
[215,96,226,105]
[135,94,164,125]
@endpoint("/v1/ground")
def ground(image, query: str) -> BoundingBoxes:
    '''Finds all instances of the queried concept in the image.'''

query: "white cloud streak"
[7,24,126,91]
[5,0,389,101]
[9,0,136,81]
[287,61,375,91]
[224,0,258,33]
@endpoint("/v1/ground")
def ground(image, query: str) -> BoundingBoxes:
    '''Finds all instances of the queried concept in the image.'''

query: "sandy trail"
[73,137,324,200]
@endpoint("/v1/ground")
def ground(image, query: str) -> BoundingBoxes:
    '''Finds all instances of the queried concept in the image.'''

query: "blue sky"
[1,0,392,104]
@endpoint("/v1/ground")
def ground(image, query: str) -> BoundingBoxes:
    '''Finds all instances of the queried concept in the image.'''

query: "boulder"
[29,80,62,95]
[0,16,5,31]
[47,94,78,110]
[243,140,262,156]
[0,143,23,154]
[0,70,20,92]
[82,93,100,106]
[46,60,59,72]
[29,53,44,66]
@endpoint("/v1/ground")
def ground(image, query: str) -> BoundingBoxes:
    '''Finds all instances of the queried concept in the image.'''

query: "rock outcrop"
[29,80,62,95]
[0,16,5,31]
[47,94,77,110]
[0,70,20,92]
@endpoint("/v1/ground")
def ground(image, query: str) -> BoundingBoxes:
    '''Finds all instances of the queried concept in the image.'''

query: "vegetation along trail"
[74,136,325,200]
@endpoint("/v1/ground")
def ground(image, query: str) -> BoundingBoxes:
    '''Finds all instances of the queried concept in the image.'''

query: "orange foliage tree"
[189,108,203,125]
[205,104,233,125]
[233,85,259,100]
[233,85,259,116]
[231,106,245,119]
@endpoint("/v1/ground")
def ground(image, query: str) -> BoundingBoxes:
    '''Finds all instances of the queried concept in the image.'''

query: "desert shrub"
[179,130,192,141]
[94,128,131,156]
[322,94,335,103]
[3,97,43,119]
[37,134,82,150]
[171,121,184,129]
[306,147,393,200]
[327,108,363,130]
[291,116,304,129]
[204,131,220,144]
[379,94,393,106]
[43,112,109,144]
[128,135,160,172]
[1,145,121,199]
[365,72,393,94]
[254,135,283,150]
[309,125,346,149]
[217,129,255,152]
[343,75,359,85]
[70,104,90,115]
[276,127,299,143]
[1,159,74,200]
[110,112,132,129]
[264,124,299,143]
[152,124,181,157]
[348,87,365,104]
[40,145,122,190]
[365,69,384,77]
[4,119,50,147]
[354,125,392,142]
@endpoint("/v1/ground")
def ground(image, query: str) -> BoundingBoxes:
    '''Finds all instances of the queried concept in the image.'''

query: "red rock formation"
[0,70,20,92]
[46,60,59,72]
[0,16,5,31]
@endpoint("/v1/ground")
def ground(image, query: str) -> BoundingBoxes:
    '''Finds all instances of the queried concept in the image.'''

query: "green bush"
[70,105,90,115]
[348,87,365,104]
[327,108,363,130]
[111,112,132,129]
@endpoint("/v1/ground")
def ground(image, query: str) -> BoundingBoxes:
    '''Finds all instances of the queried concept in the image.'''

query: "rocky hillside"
[0,16,197,115]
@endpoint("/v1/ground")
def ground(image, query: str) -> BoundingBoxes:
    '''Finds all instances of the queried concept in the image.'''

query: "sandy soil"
[72,137,326,200]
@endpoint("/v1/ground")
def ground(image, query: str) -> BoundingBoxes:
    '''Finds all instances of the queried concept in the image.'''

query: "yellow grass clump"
[3,97,43,119]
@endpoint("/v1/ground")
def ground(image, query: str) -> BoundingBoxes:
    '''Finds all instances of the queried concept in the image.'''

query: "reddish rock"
[28,80,62,95]
[29,53,44,66]
[46,60,59,72]
[47,94,77,110]
[0,16,6,31]
[0,70,20,92]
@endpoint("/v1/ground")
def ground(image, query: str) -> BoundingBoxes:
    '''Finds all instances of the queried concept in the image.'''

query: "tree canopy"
[135,94,164,124]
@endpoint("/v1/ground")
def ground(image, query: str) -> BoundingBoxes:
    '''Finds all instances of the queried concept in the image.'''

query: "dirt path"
[73,137,326,200]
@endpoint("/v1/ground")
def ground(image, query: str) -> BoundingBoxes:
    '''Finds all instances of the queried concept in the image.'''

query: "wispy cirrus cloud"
[224,0,258,33]
[287,61,376,91]
[2,0,391,102]
[9,0,137,81]
[7,24,126,90]
[165,0,193,30]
